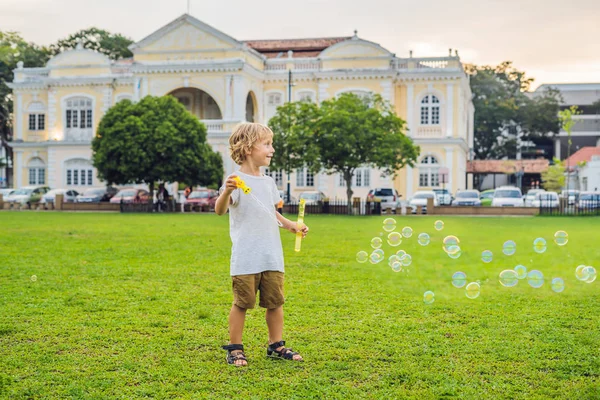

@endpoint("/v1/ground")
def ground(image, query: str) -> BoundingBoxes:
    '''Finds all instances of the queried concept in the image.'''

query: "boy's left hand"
[289,222,309,238]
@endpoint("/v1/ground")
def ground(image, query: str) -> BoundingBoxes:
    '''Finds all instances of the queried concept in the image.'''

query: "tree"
[466,62,561,160]
[269,93,419,213]
[49,28,134,60]
[541,158,565,192]
[0,31,51,186]
[92,96,223,199]
[558,105,581,191]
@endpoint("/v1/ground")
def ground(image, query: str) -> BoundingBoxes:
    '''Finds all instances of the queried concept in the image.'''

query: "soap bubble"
[370,249,385,264]
[502,240,517,256]
[388,255,400,267]
[400,254,412,267]
[499,270,519,287]
[30,275,37,282]
[514,265,527,279]
[533,238,547,254]
[434,220,444,231]
[387,232,403,247]
[446,245,462,259]
[371,237,382,249]
[527,270,544,288]
[391,261,402,273]
[395,249,406,258]
[554,230,568,246]
[575,265,589,281]
[551,278,565,293]
[451,271,467,288]
[584,266,596,283]
[417,233,430,246]
[443,236,460,252]
[401,227,413,238]
[356,251,368,263]
[423,291,435,305]
[481,250,493,263]
[465,282,481,299]
[383,217,397,232]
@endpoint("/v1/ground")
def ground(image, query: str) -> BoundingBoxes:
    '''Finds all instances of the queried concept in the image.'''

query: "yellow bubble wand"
[295,199,306,252]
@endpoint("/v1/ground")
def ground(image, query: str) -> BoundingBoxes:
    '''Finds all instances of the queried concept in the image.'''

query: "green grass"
[0,212,599,399]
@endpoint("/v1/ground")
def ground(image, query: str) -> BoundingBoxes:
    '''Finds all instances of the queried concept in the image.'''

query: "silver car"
[41,189,79,204]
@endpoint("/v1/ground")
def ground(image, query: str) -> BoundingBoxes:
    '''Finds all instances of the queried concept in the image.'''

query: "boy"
[215,123,308,367]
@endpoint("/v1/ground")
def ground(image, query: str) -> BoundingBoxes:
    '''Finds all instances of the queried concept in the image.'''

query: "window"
[27,157,45,185]
[296,168,305,187]
[264,168,283,187]
[267,93,282,106]
[297,91,314,102]
[355,168,370,187]
[295,168,314,187]
[338,174,346,187]
[65,98,93,140]
[65,158,94,186]
[28,114,45,131]
[418,155,441,187]
[420,95,440,125]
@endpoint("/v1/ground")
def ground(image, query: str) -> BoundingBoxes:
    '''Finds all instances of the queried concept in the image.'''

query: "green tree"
[466,62,561,160]
[541,158,566,192]
[49,28,134,60]
[269,93,419,213]
[558,105,581,191]
[92,96,223,198]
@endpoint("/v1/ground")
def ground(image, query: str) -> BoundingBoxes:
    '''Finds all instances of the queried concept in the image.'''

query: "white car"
[524,189,546,207]
[433,189,452,206]
[491,187,523,207]
[452,190,481,206]
[5,186,51,206]
[531,192,559,208]
[41,188,79,204]
[561,190,580,206]
[298,191,326,205]
[0,188,15,200]
[409,190,439,213]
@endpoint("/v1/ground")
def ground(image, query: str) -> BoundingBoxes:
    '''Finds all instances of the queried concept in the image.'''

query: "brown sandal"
[222,344,248,366]
[267,340,303,361]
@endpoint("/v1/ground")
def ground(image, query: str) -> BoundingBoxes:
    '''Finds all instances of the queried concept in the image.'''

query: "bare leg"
[266,306,302,361]
[228,304,247,366]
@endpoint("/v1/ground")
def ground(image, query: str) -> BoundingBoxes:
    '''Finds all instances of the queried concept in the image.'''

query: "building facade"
[8,14,474,199]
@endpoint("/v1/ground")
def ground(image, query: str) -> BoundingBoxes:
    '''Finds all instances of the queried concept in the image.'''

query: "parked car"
[367,187,400,213]
[524,189,546,207]
[408,190,439,214]
[0,188,15,200]
[532,191,559,208]
[491,186,523,207]
[185,189,218,210]
[5,186,50,206]
[298,191,326,205]
[433,188,452,206]
[577,192,600,209]
[110,188,150,204]
[76,186,118,203]
[41,189,79,204]
[560,190,580,206]
[452,190,481,206]
[480,189,495,207]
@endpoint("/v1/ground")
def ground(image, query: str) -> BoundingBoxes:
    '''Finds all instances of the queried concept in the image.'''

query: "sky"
[1,0,599,90]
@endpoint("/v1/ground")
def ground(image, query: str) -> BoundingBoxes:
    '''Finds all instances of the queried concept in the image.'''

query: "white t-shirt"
[224,171,284,276]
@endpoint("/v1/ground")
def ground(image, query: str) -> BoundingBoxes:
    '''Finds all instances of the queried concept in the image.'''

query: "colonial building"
[8,14,474,199]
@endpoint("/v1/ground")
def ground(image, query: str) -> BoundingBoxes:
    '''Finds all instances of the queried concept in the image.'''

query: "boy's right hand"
[222,174,239,195]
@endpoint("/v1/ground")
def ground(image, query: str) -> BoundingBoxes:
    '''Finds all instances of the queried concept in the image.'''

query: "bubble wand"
[295,199,306,252]
[232,176,282,227]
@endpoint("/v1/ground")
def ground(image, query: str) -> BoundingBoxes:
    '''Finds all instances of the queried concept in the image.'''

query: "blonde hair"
[229,123,273,165]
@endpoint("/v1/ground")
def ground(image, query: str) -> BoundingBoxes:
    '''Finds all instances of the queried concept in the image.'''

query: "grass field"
[0,212,599,399]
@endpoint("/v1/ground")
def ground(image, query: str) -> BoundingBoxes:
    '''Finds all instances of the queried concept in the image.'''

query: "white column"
[224,75,234,119]
[47,88,57,137]
[406,166,414,198]
[102,87,113,114]
[555,138,561,159]
[446,83,454,137]
[380,80,393,104]
[318,81,329,103]
[15,93,23,140]
[15,151,23,188]
[232,75,245,121]
[406,83,414,137]
[133,77,141,102]
[445,146,454,193]
[47,146,57,189]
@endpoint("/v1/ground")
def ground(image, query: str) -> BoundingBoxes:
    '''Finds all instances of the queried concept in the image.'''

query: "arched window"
[65,97,93,141]
[418,155,440,187]
[27,157,45,185]
[265,92,283,121]
[420,95,440,125]
[65,158,94,186]
[115,94,133,103]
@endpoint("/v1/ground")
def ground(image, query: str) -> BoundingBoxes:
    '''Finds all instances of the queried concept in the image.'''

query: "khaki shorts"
[232,271,285,309]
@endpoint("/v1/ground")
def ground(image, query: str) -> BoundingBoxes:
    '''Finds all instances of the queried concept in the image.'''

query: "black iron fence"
[539,201,600,216]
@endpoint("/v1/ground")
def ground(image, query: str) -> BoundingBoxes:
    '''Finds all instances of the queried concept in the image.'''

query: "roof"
[243,37,351,58]
[532,83,600,105]
[467,159,549,174]
[564,147,600,168]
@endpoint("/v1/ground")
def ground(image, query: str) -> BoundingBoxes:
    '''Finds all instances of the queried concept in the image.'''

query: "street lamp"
[286,69,295,203]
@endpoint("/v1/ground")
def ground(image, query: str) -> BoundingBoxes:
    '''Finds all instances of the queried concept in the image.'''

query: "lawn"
[0,212,598,399]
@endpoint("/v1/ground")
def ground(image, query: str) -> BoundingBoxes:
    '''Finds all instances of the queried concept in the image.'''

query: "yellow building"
[8,14,474,200]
